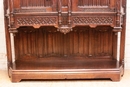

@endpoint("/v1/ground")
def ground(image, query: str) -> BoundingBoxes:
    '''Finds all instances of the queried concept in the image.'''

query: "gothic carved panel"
[72,16,114,25]
[78,0,110,6]
[15,16,57,27]
[20,0,53,7]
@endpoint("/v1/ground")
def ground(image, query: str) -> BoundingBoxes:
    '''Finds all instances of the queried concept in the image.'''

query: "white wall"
[0,0,130,69]
[0,0,7,70]
[125,0,130,69]
[0,0,6,60]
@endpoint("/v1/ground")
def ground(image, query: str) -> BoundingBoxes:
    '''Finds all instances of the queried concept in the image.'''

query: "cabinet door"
[13,0,57,12]
[72,0,116,12]
[12,0,116,12]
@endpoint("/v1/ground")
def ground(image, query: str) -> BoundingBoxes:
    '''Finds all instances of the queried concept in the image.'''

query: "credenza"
[4,0,126,82]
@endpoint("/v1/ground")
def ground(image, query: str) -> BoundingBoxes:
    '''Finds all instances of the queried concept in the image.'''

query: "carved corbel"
[57,26,73,34]
[113,27,122,32]
[9,28,18,36]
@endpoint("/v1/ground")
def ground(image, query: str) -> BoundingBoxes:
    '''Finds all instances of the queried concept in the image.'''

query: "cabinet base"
[9,58,123,82]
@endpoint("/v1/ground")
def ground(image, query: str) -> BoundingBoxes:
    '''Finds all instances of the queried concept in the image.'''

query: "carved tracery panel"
[78,0,110,7]
[20,0,53,7]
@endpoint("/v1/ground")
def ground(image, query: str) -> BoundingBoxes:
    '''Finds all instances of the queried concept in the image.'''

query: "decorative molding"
[72,16,113,25]
[14,9,46,13]
[9,28,18,33]
[83,8,115,12]
[16,16,57,26]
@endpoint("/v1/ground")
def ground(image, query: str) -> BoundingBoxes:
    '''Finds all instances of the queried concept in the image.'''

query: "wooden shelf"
[13,58,120,70]
[10,58,123,82]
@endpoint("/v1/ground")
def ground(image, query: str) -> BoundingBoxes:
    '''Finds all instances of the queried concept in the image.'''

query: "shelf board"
[12,58,121,70]
[9,58,123,82]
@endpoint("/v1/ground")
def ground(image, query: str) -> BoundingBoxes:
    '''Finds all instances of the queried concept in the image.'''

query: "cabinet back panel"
[14,26,113,59]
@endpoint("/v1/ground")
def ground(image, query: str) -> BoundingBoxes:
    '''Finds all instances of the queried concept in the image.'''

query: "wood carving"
[57,26,72,34]
[4,0,126,82]
[20,0,52,7]
[83,8,115,12]
[16,16,57,27]
[14,9,47,13]
[78,0,110,6]
[73,16,114,25]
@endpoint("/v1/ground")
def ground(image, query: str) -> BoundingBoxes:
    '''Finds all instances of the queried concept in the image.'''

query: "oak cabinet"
[4,0,126,82]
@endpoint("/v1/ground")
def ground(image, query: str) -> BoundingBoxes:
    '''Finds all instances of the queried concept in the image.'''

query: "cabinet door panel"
[72,0,116,12]
[13,0,57,12]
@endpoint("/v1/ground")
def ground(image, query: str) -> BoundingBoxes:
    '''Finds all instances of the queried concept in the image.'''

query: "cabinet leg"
[121,69,124,77]
[111,77,120,81]
[11,78,21,83]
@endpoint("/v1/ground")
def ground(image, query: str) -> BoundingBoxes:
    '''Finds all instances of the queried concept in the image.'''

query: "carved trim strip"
[14,9,46,13]
[16,16,57,26]
[83,8,115,12]
[72,16,114,25]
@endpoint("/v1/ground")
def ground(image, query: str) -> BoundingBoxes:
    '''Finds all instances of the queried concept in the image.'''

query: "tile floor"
[0,60,130,87]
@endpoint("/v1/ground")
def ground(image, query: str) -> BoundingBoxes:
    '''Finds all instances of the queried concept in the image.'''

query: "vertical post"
[52,0,57,11]
[4,0,12,77]
[109,0,115,8]
[120,0,126,76]
[116,0,122,28]
[112,32,118,60]
[68,0,72,26]
[71,0,78,11]
[10,0,14,28]
[58,0,62,26]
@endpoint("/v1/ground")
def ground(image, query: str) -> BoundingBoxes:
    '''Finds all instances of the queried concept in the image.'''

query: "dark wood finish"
[4,0,126,82]
[11,58,122,82]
